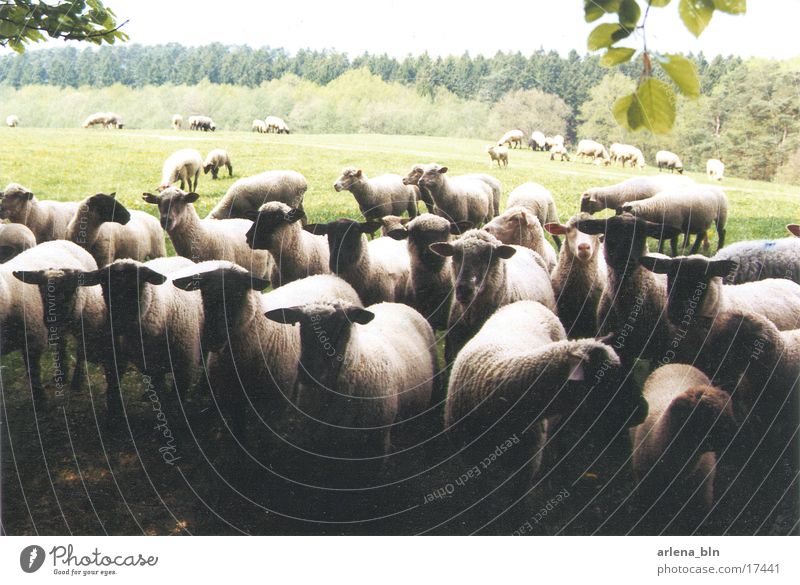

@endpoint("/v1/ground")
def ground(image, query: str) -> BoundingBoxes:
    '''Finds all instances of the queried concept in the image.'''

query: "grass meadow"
[1,127,798,536]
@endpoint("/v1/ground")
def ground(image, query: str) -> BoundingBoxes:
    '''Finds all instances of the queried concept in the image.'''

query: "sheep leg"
[670,235,679,257]
[657,236,665,254]
[226,163,233,178]
[23,351,45,409]
[193,170,200,191]
[681,229,692,254]
[689,231,704,255]
[104,362,124,419]
[70,341,87,393]
[211,168,219,180]
[717,223,726,250]
[179,177,186,190]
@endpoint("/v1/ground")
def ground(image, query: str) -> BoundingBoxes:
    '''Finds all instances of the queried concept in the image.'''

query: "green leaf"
[588,23,624,50]
[635,77,676,133]
[584,0,622,22]
[713,0,746,14]
[602,47,637,66]
[659,53,701,98]
[679,0,715,37]
[618,0,641,27]
[613,93,638,127]
[650,0,672,5]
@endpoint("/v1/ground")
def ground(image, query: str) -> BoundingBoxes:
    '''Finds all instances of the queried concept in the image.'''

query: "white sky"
[24,0,800,59]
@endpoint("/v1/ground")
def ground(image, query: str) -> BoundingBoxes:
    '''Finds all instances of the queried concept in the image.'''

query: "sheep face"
[0,184,34,220]
[388,214,467,268]
[142,189,198,231]
[430,231,515,303]
[639,255,736,325]
[418,165,448,191]
[12,268,86,335]
[85,193,131,226]
[484,208,538,247]
[545,214,597,262]
[333,168,363,192]
[576,215,679,271]
[667,385,737,453]
[304,219,380,274]
[402,165,425,186]
[244,206,305,250]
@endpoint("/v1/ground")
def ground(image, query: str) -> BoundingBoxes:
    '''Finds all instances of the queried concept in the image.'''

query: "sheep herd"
[1,147,798,535]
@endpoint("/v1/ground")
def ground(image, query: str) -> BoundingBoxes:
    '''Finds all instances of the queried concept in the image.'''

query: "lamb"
[171,266,362,436]
[528,131,546,151]
[429,229,556,364]
[576,139,610,164]
[706,158,725,181]
[206,170,307,220]
[484,206,558,273]
[159,148,203,191]
[498,129,524,149]
[244,202,329,287]
[580,175,696,214]
[619,185,728,255]
[630,364,736,534]
[143,188,273,279]
[711,236,800,285]
[418,164,495,225]
[486,144,508,168]
[304,219,411,306]
[0,183,79,243]
[402,164,501,217]
[506,182,561,249]
[6,115,19,127]
[545,213,608,339]
[639,255,800,331]
[0,223,36,262]
[171,114,182,130]
[251,119,267,133]
[610,143,645,169]
[264,300,436,459]
[202,149,233,180]
[549,144,570,161]
[656,150,684,174]
[66,192,165,266]
[333,167,418,220]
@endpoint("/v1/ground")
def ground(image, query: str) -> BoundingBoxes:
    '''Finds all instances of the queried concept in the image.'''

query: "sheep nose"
[578,243,591,253]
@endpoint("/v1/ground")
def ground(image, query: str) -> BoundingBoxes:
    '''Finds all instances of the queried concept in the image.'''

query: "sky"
[26,0,800,60]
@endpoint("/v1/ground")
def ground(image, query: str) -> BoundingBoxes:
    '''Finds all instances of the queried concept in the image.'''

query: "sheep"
[333,167,418,221]
[6,114,19,127]
[549,144,570,161]
[275,119,290,134]
[639,255,800,331]
[429,229,556,364]
[265,115,289,134]
[65,192,166,266]
[484,206,558,273]
[544,213,608,339]
[403,164,501,217]
[486,144,508,168]
[159,148,203,191]
[711,236,800,285]
[580,175,696,214]
[656,150,684,174]
[244,201,329,287]
[251,119,267,133]
[528,130,547,151]
[619,185,728,255]
[202,149,233,180]
[143,188,273,280]
[610,143,645,169]
[545,135,565,150]
[171,114,182,130]
[171,265,362,436]
[576,139,610,164]
[498,129,524,149]
[506,182,561,249]
[264,300,436,460]
[630,364,737,534]
[0,183,79,243]
[189,115,215,131]
[206,170,307,220]
[418,164,494,226]
[81,112,110,128]
[0,223,36,262]
[304,219,411,306]
[706,158,725,181]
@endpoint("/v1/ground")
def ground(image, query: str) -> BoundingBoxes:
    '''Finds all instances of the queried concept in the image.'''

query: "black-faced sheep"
[207,170,307,220]
[529,130,546,151]
[498,129,524,149]
[0,223,36,262]
[334,167,418,220]
[0,183,79,243]
[159,148,203,191]
[202,149,233,180]
[706,158,724,181]
[576,139,610,164]
[418,165,495,226]
[656,150,684,174]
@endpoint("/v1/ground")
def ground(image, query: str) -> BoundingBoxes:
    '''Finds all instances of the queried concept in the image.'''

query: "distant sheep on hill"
[498,129,524,149]
[171,114,182,130]
[707,158,725,181]
[487,145,508,168]
[576,139,609,164]
[6,115,19,127]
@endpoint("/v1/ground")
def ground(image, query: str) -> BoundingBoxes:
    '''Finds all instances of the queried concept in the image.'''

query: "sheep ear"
[360,221,381,235]
[109,192,116,198]
[172,274,203,291]
[429,242,454,257]
[264,307,303,324]
[595,332,616,346]
[355,169,363,178]
[787,224,800,237]
[249,276,270,290]
[304,223,328,236]
[139,267,168,285]
[184,192,200,203]
[346,306,375,325]
[12,270,47,285]
[387,228,408,241]
[142,192,160,205]
[544,223,567,236]
[495,245,516,259]
[615,206,626,215]
[243,210,260,222]
[575,219,605,235]
[77,269,104,287]
[286,208,305,223]
[450,221,472,235]
[438,166,449,174]
[709,259,738,278]
[24,189,34,200]
[639,256,672,274]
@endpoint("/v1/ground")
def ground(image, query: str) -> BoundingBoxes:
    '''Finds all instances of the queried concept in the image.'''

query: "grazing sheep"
[545,135,565,150]
[576,139,610,164]
[143,188,273,279]
[656,150,684,174]
[549,144,570,161]
[6,115,19,127]
[159,148,203,191]
[484,206,558,273]
[251,119,267,133]
[610,143,645,169]
[430,229,556,364]
[419,164,494,225]
[706,158,725,181]
[711,236,800,285]
[81,112,122,129]
[403,164,501,217]
[202,149,233,180]
[105,113,124,129]
[207,170,307,220]
[265,115,289,134]
[189,115,215,131]
[545,213,608,339]
[580,175,696,214]
[528,131,547,151]
[619,185,728,255]
[244,202,329,287]
[639,255,800,331]
[265,300,436,459]
[66,192,165,266]
[486,144,508,168]
[631,364,736,534]
[333,167,418,220]
[498,129,524,149]
[304,219,411,306]
[0,183,79,243]
[171,114,182,130]
[0,223,36,262]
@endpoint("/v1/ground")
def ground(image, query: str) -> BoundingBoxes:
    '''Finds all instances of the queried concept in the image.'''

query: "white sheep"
[159,148,203,191]
[549,144,570,161]
[202,149,233,180]
[81,112,110,128]
[418,164,495,226]
[498,129,524,149]
[0,223,36,262]
[265,115,289,133]
[610,143,645,169]
[706,158,725,181]
[506,182,561,249]
[244,201,329,287]
[333,167,418,220]
[656,150,684,174]
[486,144,508,168]
[484,206,558,273]
[545,134,565,150]
[251,119,267,133]
[580,175,696,214]
[171,114,183,130]
[404,164,501,218]
[576,139,610,164]
[143,188,273,280]
[0,183,79,243]
[712,236,800,285]
[430,229,556,363]
[529,130,546,151]
[265,300,436,458]
[207,170,307,220]
[6,115,19,127]
[189,115,215,131]
[65,192,166,266]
